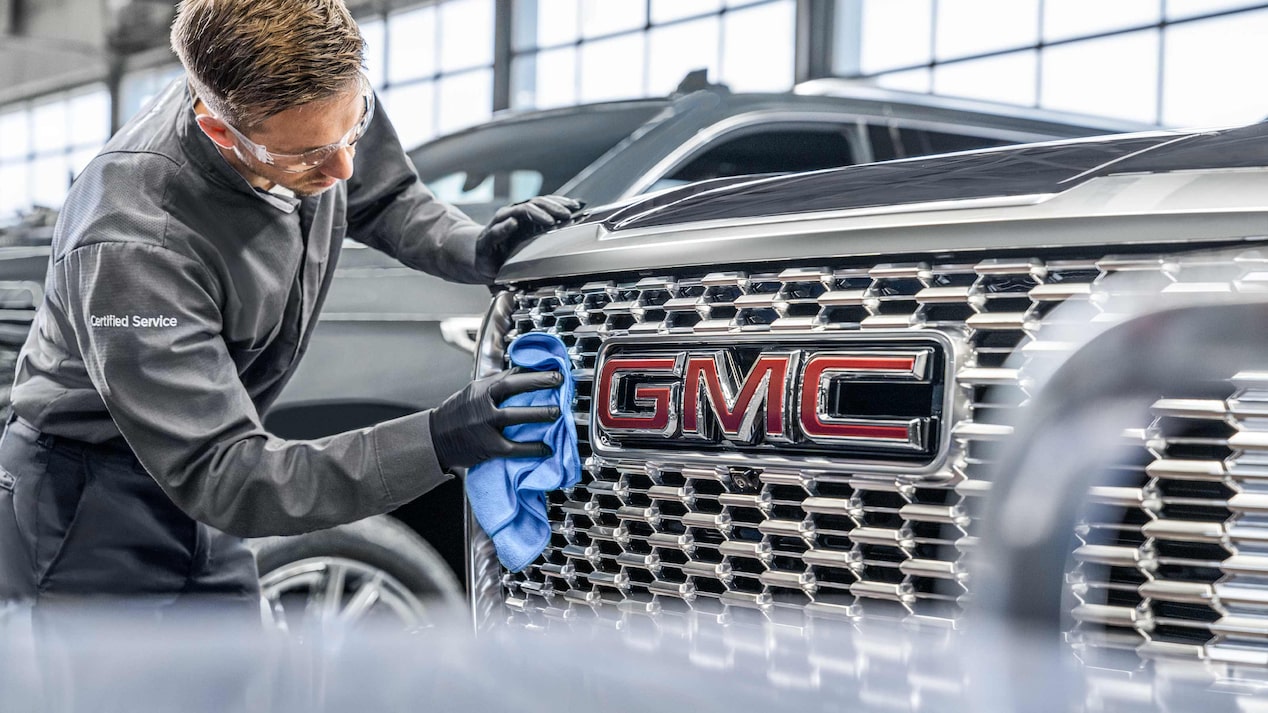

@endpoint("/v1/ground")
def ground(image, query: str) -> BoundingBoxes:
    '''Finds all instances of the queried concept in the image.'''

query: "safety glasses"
[220,75,375,174]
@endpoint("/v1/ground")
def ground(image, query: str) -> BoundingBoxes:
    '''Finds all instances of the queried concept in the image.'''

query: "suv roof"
[793,78,1153,135]
[407,81,1152,222]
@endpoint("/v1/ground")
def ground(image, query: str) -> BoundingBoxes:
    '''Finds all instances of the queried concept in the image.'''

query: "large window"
[837,0,1268,127]
[119,65,186,122]
[510,0,796,110]
[1162,9,1268,127]
[0,84,110,222]
[364,0,497,151]
[11,0,1268,222]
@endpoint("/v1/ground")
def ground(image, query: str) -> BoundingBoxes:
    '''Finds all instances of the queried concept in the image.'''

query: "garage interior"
[4,3,1268,710]
[3,0,1267,222]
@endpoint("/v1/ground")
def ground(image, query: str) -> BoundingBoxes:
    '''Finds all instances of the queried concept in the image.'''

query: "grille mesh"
[492,248,1268,666]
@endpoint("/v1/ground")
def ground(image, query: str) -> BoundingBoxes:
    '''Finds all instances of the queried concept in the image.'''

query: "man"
[0,0,576,613]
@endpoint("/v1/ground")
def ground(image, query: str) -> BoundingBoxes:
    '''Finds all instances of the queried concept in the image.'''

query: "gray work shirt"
[10,78,490,538]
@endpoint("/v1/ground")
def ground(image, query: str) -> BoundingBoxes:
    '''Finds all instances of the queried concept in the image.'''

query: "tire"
[249,515,464,634]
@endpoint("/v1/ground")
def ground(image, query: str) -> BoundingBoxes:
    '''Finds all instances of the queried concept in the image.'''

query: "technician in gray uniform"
[0,0,575,611]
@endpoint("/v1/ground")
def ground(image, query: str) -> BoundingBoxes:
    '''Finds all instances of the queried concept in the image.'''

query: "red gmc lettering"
[595,345,936,454]
[596,356,680,434]
[799,354,919,442]
[682,353,797,442]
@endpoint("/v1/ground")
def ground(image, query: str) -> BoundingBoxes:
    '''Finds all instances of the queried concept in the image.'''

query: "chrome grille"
[492,248,1268,665]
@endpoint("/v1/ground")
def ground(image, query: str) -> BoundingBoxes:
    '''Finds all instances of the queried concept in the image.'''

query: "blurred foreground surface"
[2,600,1265,713]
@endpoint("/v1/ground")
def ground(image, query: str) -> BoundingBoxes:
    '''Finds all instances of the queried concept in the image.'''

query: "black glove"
[430,367,564,471]
[475,195,583,278]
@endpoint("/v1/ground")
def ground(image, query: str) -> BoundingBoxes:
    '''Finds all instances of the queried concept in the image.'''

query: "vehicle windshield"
[408,102,665,222]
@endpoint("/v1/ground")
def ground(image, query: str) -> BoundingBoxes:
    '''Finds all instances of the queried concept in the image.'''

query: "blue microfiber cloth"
[465,332,581,572]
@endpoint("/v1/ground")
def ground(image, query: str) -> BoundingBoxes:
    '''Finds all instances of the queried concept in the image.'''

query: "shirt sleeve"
[345,95,493,284]
[57,241,452,538]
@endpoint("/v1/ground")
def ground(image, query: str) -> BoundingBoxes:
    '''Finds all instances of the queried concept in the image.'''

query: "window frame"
[620,109,1066,200]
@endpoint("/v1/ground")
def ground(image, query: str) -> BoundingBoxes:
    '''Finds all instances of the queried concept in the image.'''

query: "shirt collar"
[176,78,301,215]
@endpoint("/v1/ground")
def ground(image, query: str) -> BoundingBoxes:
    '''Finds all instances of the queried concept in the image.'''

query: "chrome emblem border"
[590,331,959,479]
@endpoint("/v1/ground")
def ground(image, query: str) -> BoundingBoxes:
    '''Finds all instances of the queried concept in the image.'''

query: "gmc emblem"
[591,333,953,472]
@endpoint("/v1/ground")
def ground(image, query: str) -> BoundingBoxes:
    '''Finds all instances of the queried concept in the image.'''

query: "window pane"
[382,81,435,150]
[510,56,535,109]
[935,0,1039,61]
[512,47,578,109]
[856,0,932,74]
[1043,0,1158,42]
[536,47,579,108]
[579,34,645,102]
[1167,0,1263,20]
[668,127,857,183]
[67,85,110,147]
[425,171,495,204]
[437,69,493,135]
[0,109,29,161]
[647,16,720,96]
[580,0,645,39]
[512,0,534,50]
[1042,31,1159,124]
[933,50,1038,106]
[31,97,68,154]
[651,0,723,24]
[509,170,544,202]
[526,0,579,49]
[387,8,434,84]
[119,66,182,123]
[118,73,149,122]
[31,155,71,209]
[70,147,99,179]
[361,18,388,89]
[440,0,494,72]
[876,68,932,94]
[1163,10,1268,127]
[721,0,795,92]
[0,163,26,218]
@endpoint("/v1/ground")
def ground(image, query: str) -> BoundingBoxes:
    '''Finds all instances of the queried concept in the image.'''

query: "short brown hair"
[170,0,365,128]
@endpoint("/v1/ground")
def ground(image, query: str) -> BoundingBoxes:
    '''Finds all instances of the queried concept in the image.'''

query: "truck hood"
[498,122,1268,285]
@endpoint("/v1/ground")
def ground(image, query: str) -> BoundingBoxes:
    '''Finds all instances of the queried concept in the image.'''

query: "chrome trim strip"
[1056,133,1202,185]
[620,110,873,199]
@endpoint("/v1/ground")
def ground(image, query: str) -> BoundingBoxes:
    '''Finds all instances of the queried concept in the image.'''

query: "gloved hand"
[430,367,564,471]
[475,195,583,278]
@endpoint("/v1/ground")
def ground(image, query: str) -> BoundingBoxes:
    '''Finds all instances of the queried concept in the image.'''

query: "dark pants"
[0,417,260,617]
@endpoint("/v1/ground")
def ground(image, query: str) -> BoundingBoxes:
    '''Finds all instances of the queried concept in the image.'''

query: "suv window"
[410,103,666,208]
[867,125,1012,161]
[649,125,858,194]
